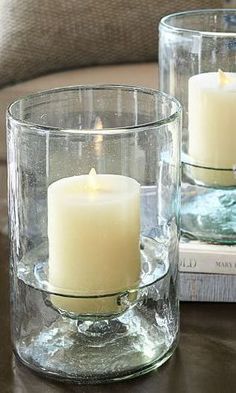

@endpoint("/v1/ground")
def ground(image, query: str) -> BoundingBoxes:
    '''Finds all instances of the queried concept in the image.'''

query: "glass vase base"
[181,182,236,244]
[14,306,178,383]
[14,343,177,384]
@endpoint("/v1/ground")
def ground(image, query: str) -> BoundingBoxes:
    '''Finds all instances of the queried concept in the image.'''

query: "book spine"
[179,245,236,275]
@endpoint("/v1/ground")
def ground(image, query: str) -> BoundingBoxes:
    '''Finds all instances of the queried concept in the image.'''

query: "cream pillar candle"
[48,169,140,315]
[188,70,236,186]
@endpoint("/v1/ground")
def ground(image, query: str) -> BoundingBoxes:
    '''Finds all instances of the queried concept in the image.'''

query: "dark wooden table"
[0,164,235,392]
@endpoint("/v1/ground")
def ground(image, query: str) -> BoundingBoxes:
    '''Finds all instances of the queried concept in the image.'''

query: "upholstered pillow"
[0,0,222,87]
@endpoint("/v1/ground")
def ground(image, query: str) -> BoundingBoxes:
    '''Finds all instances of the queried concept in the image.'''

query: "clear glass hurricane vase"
[8,85,181,383]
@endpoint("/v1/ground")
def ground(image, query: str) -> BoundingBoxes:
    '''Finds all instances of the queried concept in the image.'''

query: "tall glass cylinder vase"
[8,85,181,383]
[159,9,236,244]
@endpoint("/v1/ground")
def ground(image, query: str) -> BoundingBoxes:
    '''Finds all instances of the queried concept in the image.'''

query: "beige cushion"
[0,0,222,87]
[0,62,157,159]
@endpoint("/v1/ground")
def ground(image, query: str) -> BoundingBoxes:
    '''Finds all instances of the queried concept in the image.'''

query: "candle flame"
[89,168,97,177]
[218,69,232,86]
[88,168,98,191]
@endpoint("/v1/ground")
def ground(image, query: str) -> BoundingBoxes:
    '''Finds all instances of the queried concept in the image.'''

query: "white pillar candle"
[188,70,236,186]
[48,169,140,315]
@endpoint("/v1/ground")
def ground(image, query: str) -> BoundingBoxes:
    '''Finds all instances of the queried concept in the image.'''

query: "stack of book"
[179,240,236,302]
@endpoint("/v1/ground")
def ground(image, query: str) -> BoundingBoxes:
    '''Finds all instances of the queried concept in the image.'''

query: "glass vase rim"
[7,84,182,135]
[159,8,236,37]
